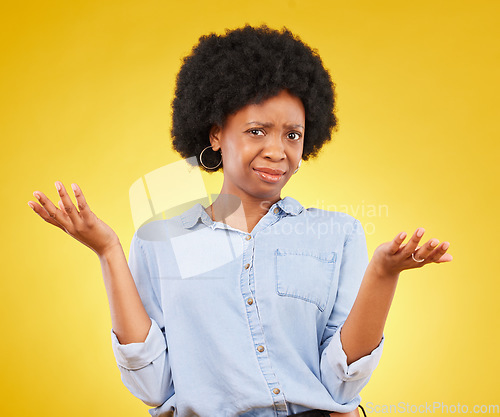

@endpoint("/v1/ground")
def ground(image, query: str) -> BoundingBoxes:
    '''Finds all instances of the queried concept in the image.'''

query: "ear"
[209,125,222,151]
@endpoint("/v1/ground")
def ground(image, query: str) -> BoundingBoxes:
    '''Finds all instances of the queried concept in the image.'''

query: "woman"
[28,25,452,417]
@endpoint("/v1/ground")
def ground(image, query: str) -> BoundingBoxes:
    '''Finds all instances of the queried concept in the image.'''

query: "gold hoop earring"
[199,145,222,170]
[293,160,302,174]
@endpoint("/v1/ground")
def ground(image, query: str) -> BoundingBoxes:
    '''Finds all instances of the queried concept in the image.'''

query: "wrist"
[97,240,123,260]
[367,260,400,281]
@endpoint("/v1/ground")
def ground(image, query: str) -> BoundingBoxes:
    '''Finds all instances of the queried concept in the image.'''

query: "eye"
[248,128,265,136]
[287,132,302,141]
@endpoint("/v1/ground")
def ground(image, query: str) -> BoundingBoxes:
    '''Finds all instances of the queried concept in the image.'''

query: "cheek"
[223,139,254,168]
[287,143,303,163]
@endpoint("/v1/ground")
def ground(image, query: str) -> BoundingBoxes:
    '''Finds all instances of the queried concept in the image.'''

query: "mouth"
[253,168,285,183]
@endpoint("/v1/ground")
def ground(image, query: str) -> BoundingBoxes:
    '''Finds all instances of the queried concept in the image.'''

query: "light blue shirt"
[110,196,384,417]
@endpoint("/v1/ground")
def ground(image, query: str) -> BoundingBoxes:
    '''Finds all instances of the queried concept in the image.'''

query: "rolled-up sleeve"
[319,218,384,409]
[111,318,166,370]
[327,323,384,382]
[110,231,174,407]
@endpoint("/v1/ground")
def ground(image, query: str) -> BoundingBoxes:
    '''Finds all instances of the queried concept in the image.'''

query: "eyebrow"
[245,121,305,130]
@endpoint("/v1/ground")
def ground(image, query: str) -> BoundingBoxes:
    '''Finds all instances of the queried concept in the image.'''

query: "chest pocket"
[275,248,337,312]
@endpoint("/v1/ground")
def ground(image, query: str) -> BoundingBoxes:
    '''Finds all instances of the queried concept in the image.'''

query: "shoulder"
[302,207,366,245]
[303,206,361,230]
[135,203,196,242]
[284,196,359,226]
[281,196,364,242]
[133,214,187,255]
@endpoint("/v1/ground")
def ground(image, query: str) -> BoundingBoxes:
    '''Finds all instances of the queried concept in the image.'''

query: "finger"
[56,199,77,232]
[389,231,407,254]
[412,238,440,263]
[426,241,451,263]
[32,190,72,229]
[55,181,81,225]
[435,253,453,263]
[71,183,92,222]
[401,227,425,257]
[28,198,66,231]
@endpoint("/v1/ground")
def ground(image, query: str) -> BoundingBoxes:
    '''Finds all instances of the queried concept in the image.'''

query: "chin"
[252,181,289,199]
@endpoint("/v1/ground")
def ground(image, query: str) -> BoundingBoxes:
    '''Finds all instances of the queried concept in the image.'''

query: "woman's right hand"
[28,181,120,257]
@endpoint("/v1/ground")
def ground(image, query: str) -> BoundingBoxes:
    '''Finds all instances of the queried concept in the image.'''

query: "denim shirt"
[110,196,384,417]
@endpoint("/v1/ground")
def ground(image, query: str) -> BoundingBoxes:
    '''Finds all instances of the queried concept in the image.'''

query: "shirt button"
[247,298,254,305]
[273,207,279,214]
[244,263,250,270]
[245,234,251,240]
[257,345,265,352]
[272,388,280,395]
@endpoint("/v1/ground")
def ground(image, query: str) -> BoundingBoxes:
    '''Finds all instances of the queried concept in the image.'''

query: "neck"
[206,192,281,233]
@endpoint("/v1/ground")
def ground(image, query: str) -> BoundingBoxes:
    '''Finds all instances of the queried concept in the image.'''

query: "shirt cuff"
[326,322,384,382]
[110,318,166,370]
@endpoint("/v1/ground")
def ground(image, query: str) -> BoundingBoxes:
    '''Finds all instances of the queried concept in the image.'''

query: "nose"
[262,133,285,160]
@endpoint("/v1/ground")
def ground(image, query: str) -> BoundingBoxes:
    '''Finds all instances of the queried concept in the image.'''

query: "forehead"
[226,90,305,125]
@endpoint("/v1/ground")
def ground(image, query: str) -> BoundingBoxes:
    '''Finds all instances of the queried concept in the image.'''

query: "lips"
[253,167,286,183]
[253,167,286,175]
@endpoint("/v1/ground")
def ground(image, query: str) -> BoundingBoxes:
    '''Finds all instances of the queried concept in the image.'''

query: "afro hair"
[171,24,337,172]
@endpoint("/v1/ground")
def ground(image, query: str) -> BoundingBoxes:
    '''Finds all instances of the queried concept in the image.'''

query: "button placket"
[242,233,253,275]
[271,384,288,415]
[274,400,288,414]
[239,232,287,414]
[247,204,282,235]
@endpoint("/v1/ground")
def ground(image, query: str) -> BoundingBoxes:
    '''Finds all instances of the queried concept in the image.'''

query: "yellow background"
[1,0,499,416]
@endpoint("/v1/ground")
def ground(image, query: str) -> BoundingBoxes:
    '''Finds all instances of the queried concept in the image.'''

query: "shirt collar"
[180,196,304,229]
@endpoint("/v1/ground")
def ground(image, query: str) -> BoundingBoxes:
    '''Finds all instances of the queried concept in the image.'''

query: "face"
[209,89,305,203]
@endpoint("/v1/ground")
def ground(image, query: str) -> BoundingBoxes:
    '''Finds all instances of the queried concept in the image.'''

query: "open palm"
[28,181,120,257]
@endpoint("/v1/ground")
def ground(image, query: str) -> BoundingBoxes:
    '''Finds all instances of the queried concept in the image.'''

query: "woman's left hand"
[370,228,453,278]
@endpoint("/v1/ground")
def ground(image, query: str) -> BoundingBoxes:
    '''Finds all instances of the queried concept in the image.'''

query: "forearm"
[340,261,398,365]
[99,243,151,344]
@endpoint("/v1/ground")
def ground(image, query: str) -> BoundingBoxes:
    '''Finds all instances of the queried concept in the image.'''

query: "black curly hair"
[171,24,337,173]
